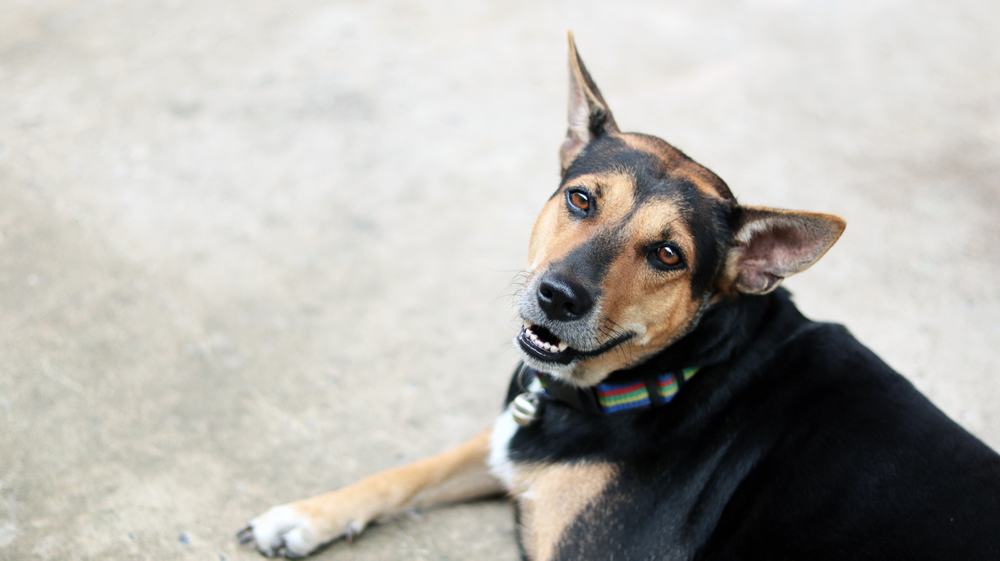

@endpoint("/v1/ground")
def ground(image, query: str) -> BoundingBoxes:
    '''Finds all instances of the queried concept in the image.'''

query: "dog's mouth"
[518,323,575,364]
[517,322,634,365]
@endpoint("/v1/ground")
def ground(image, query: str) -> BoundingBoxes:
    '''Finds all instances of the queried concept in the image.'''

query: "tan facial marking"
[527,170,635,271]
[619,133,683,164]
[620,133,732,201]
[580,199,701,375]
[525,160,711,383]
[510,462,617,561]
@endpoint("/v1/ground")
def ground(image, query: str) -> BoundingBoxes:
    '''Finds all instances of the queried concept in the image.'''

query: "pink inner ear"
[742,222,820,277]
[735,211,842,294]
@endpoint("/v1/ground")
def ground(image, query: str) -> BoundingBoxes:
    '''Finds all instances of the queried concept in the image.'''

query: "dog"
[237,34,1000,560]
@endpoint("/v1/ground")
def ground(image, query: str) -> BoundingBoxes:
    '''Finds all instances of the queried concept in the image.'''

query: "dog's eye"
[566,189,592,217]
[649,243,685,270]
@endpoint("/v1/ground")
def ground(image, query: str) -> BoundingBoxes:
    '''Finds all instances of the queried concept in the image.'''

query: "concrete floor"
[1,1,998,559]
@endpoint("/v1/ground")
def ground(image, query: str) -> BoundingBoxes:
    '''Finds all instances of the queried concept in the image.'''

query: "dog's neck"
[528,289,785,416]
[625,288,781,378]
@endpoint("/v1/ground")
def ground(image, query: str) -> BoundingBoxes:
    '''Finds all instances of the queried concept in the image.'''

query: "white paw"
[237,505,323,558]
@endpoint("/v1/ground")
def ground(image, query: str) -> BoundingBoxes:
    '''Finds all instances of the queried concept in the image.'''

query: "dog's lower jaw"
[517,350,577,380]
[515,326,701,388]
[514,340,619,388]
[514,321,644,387]
[547,364,615,388]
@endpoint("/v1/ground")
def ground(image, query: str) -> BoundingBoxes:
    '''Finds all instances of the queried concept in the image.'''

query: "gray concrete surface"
[1,1,998,559]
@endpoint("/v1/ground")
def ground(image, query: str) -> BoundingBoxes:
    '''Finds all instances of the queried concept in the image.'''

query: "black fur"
[562,136,663,190]
[556,225,619,291]
[504,289,1000,560]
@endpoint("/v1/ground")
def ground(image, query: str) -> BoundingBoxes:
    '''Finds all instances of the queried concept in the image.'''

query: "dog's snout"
[537,274,594,321]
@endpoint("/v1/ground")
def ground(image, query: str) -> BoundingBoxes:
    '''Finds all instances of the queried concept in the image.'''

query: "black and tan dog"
[238,35,1000,560]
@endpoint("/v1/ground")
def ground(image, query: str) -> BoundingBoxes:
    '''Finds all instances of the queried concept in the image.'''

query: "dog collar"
[511,362,701,425]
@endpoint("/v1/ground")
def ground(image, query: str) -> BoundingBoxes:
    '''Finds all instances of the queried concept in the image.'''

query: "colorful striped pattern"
[595,366,700,413]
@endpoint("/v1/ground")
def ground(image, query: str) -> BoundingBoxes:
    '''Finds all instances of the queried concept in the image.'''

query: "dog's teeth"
[522,325,565,354]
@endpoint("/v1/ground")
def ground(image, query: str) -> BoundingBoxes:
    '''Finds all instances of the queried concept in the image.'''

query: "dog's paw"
[237,501,368,558]
[237,504,354,558]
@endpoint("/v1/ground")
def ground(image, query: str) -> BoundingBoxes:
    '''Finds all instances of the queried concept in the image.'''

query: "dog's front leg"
[237,429,502,558]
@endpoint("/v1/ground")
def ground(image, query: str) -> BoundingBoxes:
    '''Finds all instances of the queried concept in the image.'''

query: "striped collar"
[523,363,702,416]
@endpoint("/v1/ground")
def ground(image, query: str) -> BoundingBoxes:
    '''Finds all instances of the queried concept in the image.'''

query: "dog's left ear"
[560,32,620,171]
[726,206,846,295]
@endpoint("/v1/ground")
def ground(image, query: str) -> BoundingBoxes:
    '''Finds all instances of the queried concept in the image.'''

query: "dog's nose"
[537,274,594,321]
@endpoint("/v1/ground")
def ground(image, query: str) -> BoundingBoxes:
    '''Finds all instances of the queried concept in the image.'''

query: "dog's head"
[516,35,846,386]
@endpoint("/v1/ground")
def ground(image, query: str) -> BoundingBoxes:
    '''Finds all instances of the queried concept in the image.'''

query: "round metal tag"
[511,392,542,427]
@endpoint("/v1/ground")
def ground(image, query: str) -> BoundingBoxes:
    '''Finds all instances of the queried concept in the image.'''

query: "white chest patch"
[488,378,541,490]
[488,403,520,491]
[486,381,619,561]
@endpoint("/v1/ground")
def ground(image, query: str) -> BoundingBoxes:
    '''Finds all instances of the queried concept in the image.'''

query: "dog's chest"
[489,407,616,561]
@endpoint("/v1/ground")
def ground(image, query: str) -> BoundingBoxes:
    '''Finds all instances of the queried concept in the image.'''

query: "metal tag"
[511,392,542,427]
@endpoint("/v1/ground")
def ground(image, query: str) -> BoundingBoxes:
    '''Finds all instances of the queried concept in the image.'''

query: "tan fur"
[289,430,501,537]
[581,199,700,375]
[717,250,745,297]
[510,462,617,561]
[528,171,635,272]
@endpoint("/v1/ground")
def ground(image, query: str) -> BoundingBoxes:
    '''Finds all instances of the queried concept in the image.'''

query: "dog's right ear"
[725,206,846,295]
[560,32,620,171]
